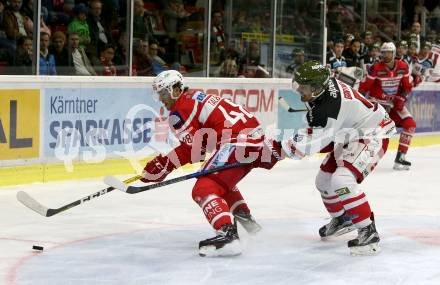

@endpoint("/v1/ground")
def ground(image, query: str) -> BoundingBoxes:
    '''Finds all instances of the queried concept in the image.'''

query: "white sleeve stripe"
[366,74,375,79]
[198,98,217,124]
[175,100,198,134]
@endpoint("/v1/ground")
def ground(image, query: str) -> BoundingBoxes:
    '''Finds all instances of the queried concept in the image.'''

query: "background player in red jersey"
[142,70,279,257]
[358,42,416,170]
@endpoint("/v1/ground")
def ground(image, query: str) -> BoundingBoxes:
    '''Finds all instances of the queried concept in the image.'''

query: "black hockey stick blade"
[104,162,247,194]
[17,175,142,217]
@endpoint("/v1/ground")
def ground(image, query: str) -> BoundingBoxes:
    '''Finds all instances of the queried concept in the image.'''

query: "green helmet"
[293,60,331,90]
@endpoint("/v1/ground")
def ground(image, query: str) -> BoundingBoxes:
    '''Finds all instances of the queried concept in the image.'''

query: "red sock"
[321,194,344,217]
[223,186,250,215]
[341,193,372,227]
[398,129,414,153]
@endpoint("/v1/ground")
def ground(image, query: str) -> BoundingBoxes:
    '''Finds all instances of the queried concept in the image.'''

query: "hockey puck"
[32,245,44,251]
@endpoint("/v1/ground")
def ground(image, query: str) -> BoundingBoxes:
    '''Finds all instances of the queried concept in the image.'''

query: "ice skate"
[199,223,241,257]
[233,209,262,234]
[348,213,381,256]
[319,212,356,239]
[393,152,411,170]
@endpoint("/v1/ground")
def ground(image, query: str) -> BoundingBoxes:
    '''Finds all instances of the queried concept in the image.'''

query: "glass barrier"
[41,0,129,76]
[0,0,407,77]
[275,0,324,78]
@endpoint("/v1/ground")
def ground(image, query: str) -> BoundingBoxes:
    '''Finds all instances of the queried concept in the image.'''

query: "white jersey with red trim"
[168,90,262,150]
[281,78,396,159]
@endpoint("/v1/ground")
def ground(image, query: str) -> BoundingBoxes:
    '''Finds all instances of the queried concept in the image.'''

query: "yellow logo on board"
[0,90,40,160]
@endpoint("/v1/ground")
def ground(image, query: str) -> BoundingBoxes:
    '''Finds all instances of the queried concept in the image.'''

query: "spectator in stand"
[413,0,429,23]
[3,0,31,42]
[163,0,191,37]
[132,38,153,76]
[408,40,418,59]
[239,40,262,76]
[359,31,374,60]
[396,40,411,66]
[286,47,305,74]
[20,0,32,19]
[87,0,110,59]
[210,10,226,65]
[133,0,154,41]
[13,35,32,74]
[411,21,424,53]
[343,37,362,67]
[343,33,354,50]
[214,57,239,77]
[68,32,96,75]
[92,43,116,76]
[40,7,51,36]
[327,38,347,71]
[149,41,167,75]
[113,30,128,75]
[68,3,91,49]
[39,32,56,75]
[163,0,192,62]
[363,42,381,66]
[50,31,69,75]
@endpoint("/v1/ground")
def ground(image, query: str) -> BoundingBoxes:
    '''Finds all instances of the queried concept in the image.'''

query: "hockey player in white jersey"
[278,61,396,255]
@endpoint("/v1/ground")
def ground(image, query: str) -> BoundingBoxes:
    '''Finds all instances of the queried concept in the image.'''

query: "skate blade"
[393,163,410,171]
[236,218,262,235]
[321,226,356,240]
[350,242,381,256]
[199,240,242,257]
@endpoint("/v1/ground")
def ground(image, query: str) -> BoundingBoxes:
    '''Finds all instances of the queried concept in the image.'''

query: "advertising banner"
[0,89,40,160]
[42,87,167,165]
[407,90,440,133]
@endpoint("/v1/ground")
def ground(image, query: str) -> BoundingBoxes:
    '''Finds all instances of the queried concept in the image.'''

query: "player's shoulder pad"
[192,91,208,103]
[169,111,185,129]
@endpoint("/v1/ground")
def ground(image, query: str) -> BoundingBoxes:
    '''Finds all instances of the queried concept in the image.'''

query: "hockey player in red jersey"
[141,70,279,257]
[278,61,396,255]
[358,42,416,170]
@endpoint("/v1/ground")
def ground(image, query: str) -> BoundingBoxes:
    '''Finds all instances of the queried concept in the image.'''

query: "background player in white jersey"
[276,61,396,255]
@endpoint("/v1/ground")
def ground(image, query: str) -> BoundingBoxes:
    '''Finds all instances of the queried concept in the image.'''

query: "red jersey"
[167,90,262,165]
[358,59,412,101]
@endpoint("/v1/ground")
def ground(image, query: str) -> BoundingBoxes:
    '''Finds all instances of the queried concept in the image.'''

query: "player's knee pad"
[192,177,225,206]
[315,170,332,195]
[402,117,416,131]
[329,167,361,199]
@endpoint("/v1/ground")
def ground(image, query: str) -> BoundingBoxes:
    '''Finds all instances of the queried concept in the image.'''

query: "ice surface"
[1,146,440,285]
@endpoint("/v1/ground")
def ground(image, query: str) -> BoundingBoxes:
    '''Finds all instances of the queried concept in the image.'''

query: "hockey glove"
[141,155,176,183]
[254,139,284,169]
[392,96,406,112]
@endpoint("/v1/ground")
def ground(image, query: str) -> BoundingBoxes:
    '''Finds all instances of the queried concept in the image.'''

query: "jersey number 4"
[218,100,254,126]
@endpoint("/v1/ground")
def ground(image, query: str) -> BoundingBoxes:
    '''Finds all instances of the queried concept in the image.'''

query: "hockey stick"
[16,175,142,217]
[278,97,307,112]
[104,161,247,194]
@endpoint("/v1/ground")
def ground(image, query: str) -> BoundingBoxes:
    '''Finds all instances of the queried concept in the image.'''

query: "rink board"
[0,77,439,186]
